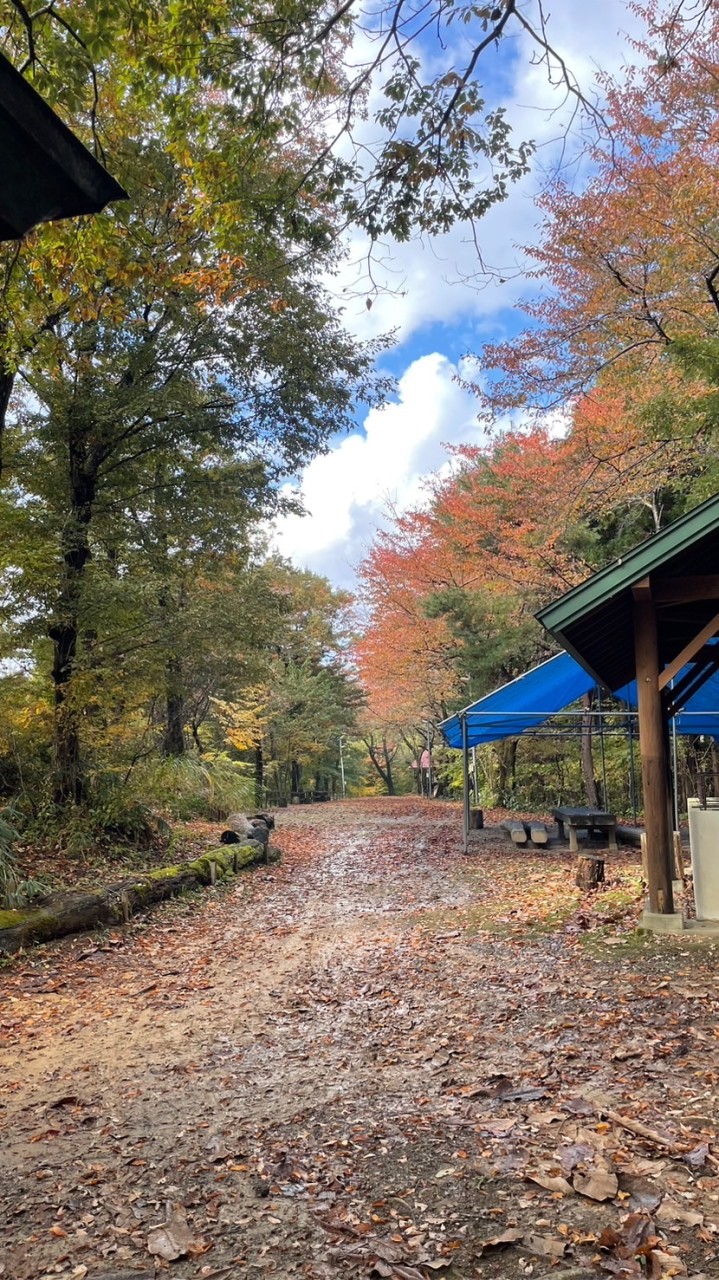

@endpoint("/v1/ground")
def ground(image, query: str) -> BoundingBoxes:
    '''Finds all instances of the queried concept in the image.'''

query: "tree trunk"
[711,743,719,799]
[581,691,600,808]
[0,363,14,480]
[576,854,605,891]
[291,759,301,797]
[384,743,396,795]
[49,437,97,807]
[364,736,396,795]
[50,621,85,806]
[254,736,264,805]
[493,738,517,806]
[162,655,186,756]
[0,841,277,955]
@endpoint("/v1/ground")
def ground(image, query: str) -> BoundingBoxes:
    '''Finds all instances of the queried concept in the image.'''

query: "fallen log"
[0,842,279,955]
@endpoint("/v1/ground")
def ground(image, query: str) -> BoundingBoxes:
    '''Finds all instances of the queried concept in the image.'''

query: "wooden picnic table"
[553,806,618,854]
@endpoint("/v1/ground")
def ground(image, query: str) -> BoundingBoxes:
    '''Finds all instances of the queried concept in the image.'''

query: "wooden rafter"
[652,575,719,604]
[658,611,719,691]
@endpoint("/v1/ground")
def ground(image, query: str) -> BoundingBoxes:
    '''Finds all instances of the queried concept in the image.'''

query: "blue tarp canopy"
[439,649,719,749]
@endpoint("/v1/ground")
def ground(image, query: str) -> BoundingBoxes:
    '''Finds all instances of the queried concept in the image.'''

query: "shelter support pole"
[633,588,675,914]
[461,713,470,854]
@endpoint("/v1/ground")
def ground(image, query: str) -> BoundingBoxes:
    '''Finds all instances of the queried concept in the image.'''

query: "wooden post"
[640,831,648,882]
[633,588,675,914]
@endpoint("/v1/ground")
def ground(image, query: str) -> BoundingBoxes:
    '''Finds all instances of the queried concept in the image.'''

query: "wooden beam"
[653,575,719,604]
[657,611,719,691]
[632,577,652,601]
[633,595,675,915]
[665,654,719,717]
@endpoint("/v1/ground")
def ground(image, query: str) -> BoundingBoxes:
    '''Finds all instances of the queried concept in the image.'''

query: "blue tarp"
[440,650,719,749]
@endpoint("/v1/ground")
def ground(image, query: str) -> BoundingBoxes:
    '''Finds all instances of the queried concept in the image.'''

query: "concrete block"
[639,910,685,934]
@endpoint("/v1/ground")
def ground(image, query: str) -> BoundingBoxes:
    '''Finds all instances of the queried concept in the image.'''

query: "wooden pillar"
[633,590,675,914]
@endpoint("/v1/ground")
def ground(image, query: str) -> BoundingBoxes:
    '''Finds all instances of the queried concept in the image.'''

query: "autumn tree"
[471,1,719,485]
[0,1,396,810]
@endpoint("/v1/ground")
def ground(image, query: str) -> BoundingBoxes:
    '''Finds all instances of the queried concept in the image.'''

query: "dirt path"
[1,798,718,1280]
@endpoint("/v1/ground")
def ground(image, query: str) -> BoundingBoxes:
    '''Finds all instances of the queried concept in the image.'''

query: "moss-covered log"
[0,842,279,955]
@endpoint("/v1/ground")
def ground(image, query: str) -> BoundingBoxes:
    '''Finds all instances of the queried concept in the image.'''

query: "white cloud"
[273,354,484,588]
[329,0,647,344]
[273,2,649,589]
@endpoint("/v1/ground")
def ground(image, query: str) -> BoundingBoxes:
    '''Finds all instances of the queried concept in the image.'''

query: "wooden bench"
[553,806,618,854]
[501,819,528,845]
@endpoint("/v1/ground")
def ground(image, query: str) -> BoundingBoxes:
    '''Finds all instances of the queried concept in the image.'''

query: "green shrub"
[126,754,255,821]
[0,810,20,906]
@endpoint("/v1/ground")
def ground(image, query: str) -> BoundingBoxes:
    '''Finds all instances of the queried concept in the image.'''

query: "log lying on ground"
[0,842,279,955]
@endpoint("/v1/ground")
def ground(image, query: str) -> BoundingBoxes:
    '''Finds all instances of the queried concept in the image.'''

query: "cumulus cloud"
[272,3,648,588]
[330,0,646,345]
[273,354,485,588]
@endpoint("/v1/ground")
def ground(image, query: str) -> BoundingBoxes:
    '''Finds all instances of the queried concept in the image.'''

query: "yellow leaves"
[211,690,269,752]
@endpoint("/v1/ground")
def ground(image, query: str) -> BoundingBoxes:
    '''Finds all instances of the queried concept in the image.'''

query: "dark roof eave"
[537,491,719,637]
[0,50,127,240]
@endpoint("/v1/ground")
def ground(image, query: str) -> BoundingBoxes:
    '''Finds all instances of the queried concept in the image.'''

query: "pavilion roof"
[0,50,127,241]
[537,493,719,691]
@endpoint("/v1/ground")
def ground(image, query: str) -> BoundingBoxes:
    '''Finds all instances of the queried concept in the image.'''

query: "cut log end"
[502,820,528,845]
[576,854,605,891]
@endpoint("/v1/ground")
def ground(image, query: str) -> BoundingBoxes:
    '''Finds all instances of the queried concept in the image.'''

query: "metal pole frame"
[598,687,609,810]
[628,712,637,825]
[461,712,470,854]
[670,683,680,832]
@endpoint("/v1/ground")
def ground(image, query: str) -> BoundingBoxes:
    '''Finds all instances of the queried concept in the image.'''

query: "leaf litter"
[0,797,718,1279]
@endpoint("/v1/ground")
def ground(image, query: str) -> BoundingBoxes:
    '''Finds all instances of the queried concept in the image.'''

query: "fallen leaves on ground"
[1,797,718,1280]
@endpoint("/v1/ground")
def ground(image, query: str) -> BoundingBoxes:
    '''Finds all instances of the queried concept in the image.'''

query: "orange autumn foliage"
[471,1,719,421]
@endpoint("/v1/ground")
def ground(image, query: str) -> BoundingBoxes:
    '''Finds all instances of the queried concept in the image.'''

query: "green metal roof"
[537,492,719,691]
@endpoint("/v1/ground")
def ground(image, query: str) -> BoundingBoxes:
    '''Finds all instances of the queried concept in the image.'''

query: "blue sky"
[274,0,646,590]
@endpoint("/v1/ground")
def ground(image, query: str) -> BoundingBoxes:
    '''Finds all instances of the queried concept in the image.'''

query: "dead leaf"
[147,1206,194,1261]
[574,1170,619,1201]
[477,1117,517,1136]
[528,1171,573,1194]
[684,1143,709,1171]
[479,1228,524,1254]
[522,1232,569,1258]
[649,1249,687,1277]
[656,1199,704,1228]
[612,1045,643,1062]
[205,1134,231,1162]
[530,1109,565,1125]
[563,1096,596,1116]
